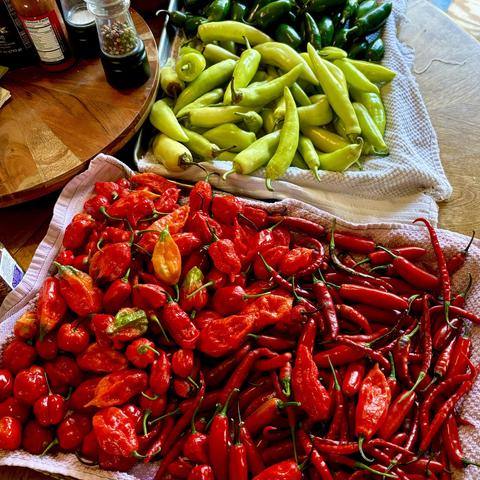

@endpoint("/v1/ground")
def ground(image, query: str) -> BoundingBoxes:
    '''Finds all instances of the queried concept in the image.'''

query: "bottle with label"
[0,0,37,68]
[10,0,75,71]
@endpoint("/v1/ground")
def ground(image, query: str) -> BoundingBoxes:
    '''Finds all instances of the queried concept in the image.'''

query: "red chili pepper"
[189,180,212,213]
[311,277,339,339]
[139,389,166,418]
[355,363,391,452]
[446,330,471,379]
[62,213,96,250]
[173,232,203,256]
[161,300,200,349]
[154,187,180,213]
[93,407,138,456]
[130,172,176,194]
[55,263,102,317]
[367,246,427,266]
[13,310,39,340]
[252,459,302,480]
[69,377,102,414]
[293,344,331,422]
[98,450,137,471]
[57,322,90,354]
[84,195,111,220]
[326,365,345,441]
[326,231,375,254]
[80,430,100,461]
[277,247,314,277]
[430,304,480,324]
[442,414,480,469]
[212,194,243,224]
[239,206,268,230]
[102,271,132,314]
[253,245,289,280]
[335,336,391,371]
[33,392,67,427]
[268,214,325,238]
[89,242,131,284]
[105,191,156,227]
[205,343,251,388]
[149,349,171,396]
[0,370,13,402]
[57,412,92,451]
[76,342,128,373]
[55,249,75,266]
[229,439,248,480]
[342,361,365,397]
[2,339,36,373]
[44,355,83,389]
[172,349,195,378]
[298,429,333,480]
[183,409,209,464]
[37,276,68,339]
[22,419,54,454]
[95,181,121,199]
[338,284,408,311]
[208,236,241,275]
[13,365,48,406]
[188,465,215,480]
[377,391,416,440]
[133,283,168,310]
[446,231,475,275]
[0,416,22,450]
[248,334,296,352]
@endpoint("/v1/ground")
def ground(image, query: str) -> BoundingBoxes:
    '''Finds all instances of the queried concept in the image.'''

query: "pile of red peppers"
[0,171,479,479]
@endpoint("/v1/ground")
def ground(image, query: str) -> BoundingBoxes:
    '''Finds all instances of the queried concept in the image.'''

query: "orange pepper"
[152,227,181,285]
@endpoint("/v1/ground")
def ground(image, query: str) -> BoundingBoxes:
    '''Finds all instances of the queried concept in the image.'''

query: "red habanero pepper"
[342,361,366,397]
[245,294,293,331]
[126,338,159,369]
[22,419,54,454]
[84,195,111,220]
[149,349,171,396]
[186,211,224,243]
[104,191,155,227]
[172,349,195,378]
[33,393,67,427]
[69,377,102,413]
[55,249,75,266]
[14,310,38,340]
[103,269,132,313]
[139,389,167,418]
[2,339,36,373]
[355,364,391,453]
[154,187,179,213]
[99,226,131,244]
[212,285,263,316]
[130,172,176,194]
[198,313,255,358]
[0,370,13,401]
[338,284,409,311]
[80,430,100,461]
[13,365,48,406]
[180,267,208,312]
[55,263,102,317]
[85,369,148,408]
[327,231,376,254]
[240,205,268,230]
[252,459,302,480]
[63,213,96,250]
[293,344,331,422]
[161,299,200,349]
[0,416,22,450]
[212,194,243,224]
[77,342,128,373]
[57,412,92,451]
[44,355,83,389]
[367,246,427,267]
[446,231,475,275]
[253,245,289,280]
[89,242,131,284]
[37,276,68,339]
[208,237,241,275]
[95,181,121,199]
[189,180,213,213]
[0,398,29,424]
[98,450,137,471]
[57,322,90,354]
[173,232,203,256]
[188,465,215,479]
[278,247,315,277]
[93,407,138,456]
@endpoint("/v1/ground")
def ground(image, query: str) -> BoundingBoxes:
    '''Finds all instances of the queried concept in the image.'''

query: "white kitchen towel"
[0,155,476,479]
[135,0,452,226]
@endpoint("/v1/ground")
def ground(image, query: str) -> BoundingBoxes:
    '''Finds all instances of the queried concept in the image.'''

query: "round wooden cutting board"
[0,10,159,208]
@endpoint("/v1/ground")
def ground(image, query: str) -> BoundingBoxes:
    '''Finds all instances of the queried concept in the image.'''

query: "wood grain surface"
[0,1,479,478]
[0,11,159,208]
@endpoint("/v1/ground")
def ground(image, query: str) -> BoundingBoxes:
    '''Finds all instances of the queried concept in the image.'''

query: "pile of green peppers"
[165,0,392,61]
[148,28,395,189]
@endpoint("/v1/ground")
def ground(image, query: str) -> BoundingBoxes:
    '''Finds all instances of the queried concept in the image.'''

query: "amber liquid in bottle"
[11,0,75,71]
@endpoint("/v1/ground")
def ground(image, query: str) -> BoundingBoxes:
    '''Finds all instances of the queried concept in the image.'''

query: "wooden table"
[0,10,159,208]
[0,0,479,478]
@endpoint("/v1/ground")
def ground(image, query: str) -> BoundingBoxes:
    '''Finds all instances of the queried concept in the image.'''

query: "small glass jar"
[85,0,150,89]
[59,0,99,58]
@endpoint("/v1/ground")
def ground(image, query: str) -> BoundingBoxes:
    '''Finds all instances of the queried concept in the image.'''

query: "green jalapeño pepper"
[246,0,271,23]
[305,0,344,13]
[303,12,322,50]
[184,15,209,35]
[205,0,231,21]
[265,87,299,190]
[353,2,392,35]
[348,40,369,59]
[203,123,256,152]
[356,0,377,18]
[198,21,272,45]
[365,37,385,61]
[275,24,302,50]
[167,10,187,27]
[232,63,303,107]
[317,17,334,46]
[224,39,261,104]
[173,59,236,114]
[230,2,248,22]
[340,0,359,24]
[252,0,292,30]
[308,44,360,140]
[318,141,363,171]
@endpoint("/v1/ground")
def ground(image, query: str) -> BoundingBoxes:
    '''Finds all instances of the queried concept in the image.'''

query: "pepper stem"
[399,371,426,402]
[328,357,341,391]
[388,352,396,381]
[186,280,214,298]
[150,408,180,425]
[265,177,274,192]
[463,230,476,254]
[356,461,397,478]
[358,435,374,463]
[190,395,204,434]
[222,168,236,181]
[149,313,170,343]
[187,376,199,389]
[141,391,160,401]
[220,388,239,417]
[142,409,151,436]
[137,344,161,357]
[41,438,59,456]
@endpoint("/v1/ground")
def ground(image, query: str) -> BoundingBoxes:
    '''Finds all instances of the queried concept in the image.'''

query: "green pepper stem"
[356,461,397,478]
[141,391,160,401]
[41,438,59,456]
[265,177,274,192]
[137,344,161,357]
[149,313,170,343]
[191,395,204,434]
[399,371,426,402]
[328,357,341,391]
[142,409,151,436]
[222,168,236,181]
[358,435,374,463]
[220,388,239,417]
[187,376,200,389]
[186,280,214,299]
[150,408,180,425]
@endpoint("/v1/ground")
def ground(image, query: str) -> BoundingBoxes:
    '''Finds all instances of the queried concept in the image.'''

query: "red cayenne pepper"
[355,363,391,459]
[446,231,475,275]
[442,414,480,468]
[252,459,302,480]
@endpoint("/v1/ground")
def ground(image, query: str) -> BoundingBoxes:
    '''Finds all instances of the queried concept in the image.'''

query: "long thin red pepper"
[335,305,372,334]
[430,304,480,324]
[312,277,339,339]
[446,230,475,275]
[338,284,408,311]
[239,421,265,476]
[326,361,345,440]
[298,429,333,480]
[442,414,480,469]
[335,336,391,372]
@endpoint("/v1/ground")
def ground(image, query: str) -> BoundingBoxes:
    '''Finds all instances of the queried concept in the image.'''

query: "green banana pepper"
[150,99,189,142]
[291,82,311,106]
[186,105,259,128]
[160,58,185,98]
[291,152,309,169]
[318,142,363,171]
[346,59,395,83]
[333,58,379,94]
[318,46,348,60]
[176,48,207,82]
[203,123,256,152]
[350,88,386,134]
[235,111,264,133]
[202,44,240,63]
[353,102,388,154]
[183,128,222,159]
[220,40,237,54]
[198,21,273,45]
[261,108,276,134]
[175,88,225,118]
[301,126,349,153]
[298,135,321,181]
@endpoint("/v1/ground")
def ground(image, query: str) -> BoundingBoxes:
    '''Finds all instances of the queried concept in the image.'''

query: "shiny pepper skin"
[33,393,68,426]
[37,276,68,339]
[211,194,243,224]
[2,340,36,373]
[0,397,30,423]
[69,378,102,414]
[76,343,128,373]
[35,332,58,360]
[149,350,171,395]
[89,242,132,284]
[0,370,13,401]
[152,227,182,286]
[172,349,194,378]
[0,416,22,450]
[189,180,212,214]
[208,238,241,275]
[22,419,54,454]
[103,276,132,314]
[57,413,92,451]
[252,459,302,480]
[126,338,158,369]
[162,301,200,349]
[44,355,83,388]
[55,264,103,317]
[13,365,48,406]
[13,310,38,340]
[93,407,138,457]
[279,247,314,276]
[84,195,110,220]
[57,323,90,354]
[62,213,96,250]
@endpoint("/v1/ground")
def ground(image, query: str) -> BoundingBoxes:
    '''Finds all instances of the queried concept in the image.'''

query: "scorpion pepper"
[89,242,131,284]
[14,310,38,340]
[173,232,203,257]
[85,369,148,408]
[106,307,149,342]
[162,300,200,349]
[76,343,128,373]
[103,269,132,313]
[130,172,176,194]
[293,344,331,422]
[211,194,243,225]
[152,227,182,286]
[189,180,213,214]
[180,267,208,312]
[208,237,241,275]
[62,213,96,250]
[93,407,138,457]
[105,191,155,227]
[55,263,102,317]
[69,378,102,413]
[132,283,168,311]
[37,276,68,339]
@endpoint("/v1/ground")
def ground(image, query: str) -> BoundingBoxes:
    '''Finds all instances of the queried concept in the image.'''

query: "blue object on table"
[431,0,451,10]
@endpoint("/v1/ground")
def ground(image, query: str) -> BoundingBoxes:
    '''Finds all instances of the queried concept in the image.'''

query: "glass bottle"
[85,0,150,89]
[58,0,99,58]
[0,0,37,68]
[10,0,75,71]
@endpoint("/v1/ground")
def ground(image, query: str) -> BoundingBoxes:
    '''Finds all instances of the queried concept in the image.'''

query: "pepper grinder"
[85,0,150,89]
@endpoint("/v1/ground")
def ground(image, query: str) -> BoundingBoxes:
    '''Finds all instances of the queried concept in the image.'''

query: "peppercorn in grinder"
[85,0,150,89]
